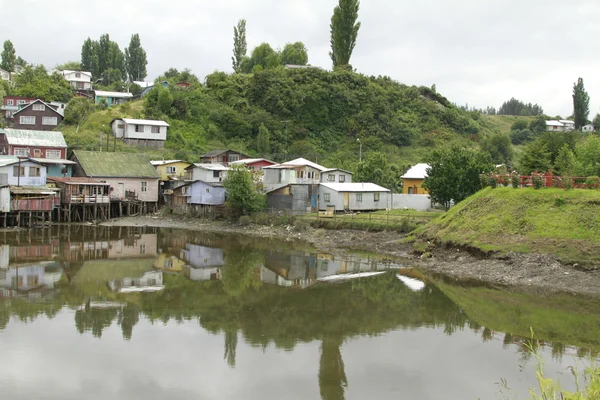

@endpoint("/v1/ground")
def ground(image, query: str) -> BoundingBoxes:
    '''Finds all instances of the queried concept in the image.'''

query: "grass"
[480,114,536,135]
[417,187,600,266]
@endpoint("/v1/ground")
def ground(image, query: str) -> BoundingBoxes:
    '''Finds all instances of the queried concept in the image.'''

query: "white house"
[185,163,229,183]
[0,69,10,81]
[582,124,595,133]
[59,70,92,91]
[546,120,565,131]
[0,156,47,186]
[263,158,326,191]
[319,182,391,211]
[559,120,575,131]
[108,270,164,293]
[111,118,169,148]
[320,168,353,184]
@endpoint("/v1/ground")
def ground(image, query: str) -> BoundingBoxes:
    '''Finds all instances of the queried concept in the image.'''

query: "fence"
[489,172,600,189]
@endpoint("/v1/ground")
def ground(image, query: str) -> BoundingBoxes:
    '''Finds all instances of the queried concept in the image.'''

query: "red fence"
[490,172,599,189]
[11,198,54,211]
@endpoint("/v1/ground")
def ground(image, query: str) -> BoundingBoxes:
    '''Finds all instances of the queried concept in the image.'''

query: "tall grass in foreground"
[502,329,600,399]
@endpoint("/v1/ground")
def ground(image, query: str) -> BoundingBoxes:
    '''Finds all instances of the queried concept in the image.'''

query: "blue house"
[94,90,133,107]
[172,180,226,207]
[30,158,75,177]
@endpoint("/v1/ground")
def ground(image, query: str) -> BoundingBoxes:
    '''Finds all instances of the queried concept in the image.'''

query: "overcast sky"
[1,0,599,117]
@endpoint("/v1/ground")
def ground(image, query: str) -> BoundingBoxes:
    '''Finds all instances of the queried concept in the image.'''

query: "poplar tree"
[329,0,361,69]
[125,33,148,81]
[257,124,271,157]
[1,40,17,72]
[81,38,99,77]
[232,19,247,73]
[572,77,590,130]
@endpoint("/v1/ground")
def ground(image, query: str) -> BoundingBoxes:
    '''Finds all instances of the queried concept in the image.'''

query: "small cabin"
[47,177,111,204]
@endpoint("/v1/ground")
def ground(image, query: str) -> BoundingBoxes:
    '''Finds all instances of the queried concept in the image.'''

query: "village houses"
[111,118,169,148]
[10,99,64,131]
[58,70,93,91]
[94,90,133,106]
[200,149,250,166]
[1,96,36,119]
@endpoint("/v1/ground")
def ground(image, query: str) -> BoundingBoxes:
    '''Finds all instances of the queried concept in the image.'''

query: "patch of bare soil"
[99,215,600,297]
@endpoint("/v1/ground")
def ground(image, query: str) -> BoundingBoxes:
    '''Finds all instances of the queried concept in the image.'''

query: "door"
[118,183,125,199]
[343,192,349,210]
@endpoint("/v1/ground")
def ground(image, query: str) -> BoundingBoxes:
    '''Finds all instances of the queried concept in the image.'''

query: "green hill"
[61,68,519,170]
[417,187,600,266]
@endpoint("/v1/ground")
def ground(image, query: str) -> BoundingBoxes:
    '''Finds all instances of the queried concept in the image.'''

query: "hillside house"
[559,120,575,131]
[200,150,250,166]
[1,97,36,119]
[187,181,226,206]
[29,157,75,177]
[185,163,229,183]
[401,163,430,195]
[0,156,47,186]
[11,100,64,130]
[319,183,391,211]
[94,90,133,106]
[320,168,353,184]
[150,160,191,181]
[111,118,169,148]
[59,70,93,91]
[0,69,9,81]
[70,151,160,203]
[263,158,326,192]
[546,120,575,132]
[582,124,595,133]
[0,128,68,159]
[229,158,277,172]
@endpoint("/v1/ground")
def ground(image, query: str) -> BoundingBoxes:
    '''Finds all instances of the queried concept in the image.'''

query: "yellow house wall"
[402,179,429,194]
[156,162,192,181]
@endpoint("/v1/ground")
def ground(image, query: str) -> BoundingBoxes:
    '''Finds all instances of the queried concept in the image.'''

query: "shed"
[267,184,319,213]
[319,182,391,211]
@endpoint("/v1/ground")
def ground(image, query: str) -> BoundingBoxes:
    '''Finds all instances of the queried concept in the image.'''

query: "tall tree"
[256,123,271,157]
[81,38,99,77]
[232,19,248,73]
[329,0,361,69]
[280,42,309,65]
[97,34,111,74]
[108,41,126,80]
[245,43,279,73]
[125,33,148,81]
[1,40,17,72]
[572,77,590,130]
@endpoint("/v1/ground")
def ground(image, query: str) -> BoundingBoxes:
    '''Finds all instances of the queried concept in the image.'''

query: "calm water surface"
[0,225,598,400]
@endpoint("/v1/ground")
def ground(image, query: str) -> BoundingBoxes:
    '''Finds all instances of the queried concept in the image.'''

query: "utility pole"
[357,138,362,162]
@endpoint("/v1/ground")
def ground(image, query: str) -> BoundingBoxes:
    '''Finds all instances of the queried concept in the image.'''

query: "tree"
[329,0,361,69]
[81,38,99,77]
[529,115,547,134]
[157,86,173,114]
[355,151,402,192]
[13,65,72,102]
[232,19,247,73]
[1,40,17,72]
[572,77,590,130]
[223,165,266,215]
[554,144,577,176]
[423,145,493,210]
[125,33,148,81]
[256,123,271,157]
[55,61,82,71]
[509,128,534,145]
[246,43,280,72]
[593,113,600,131]
[279,42,308,65]
[64,97,94,128]
[497,97,543,116]
[518,139,552,174]
[480,133,513,165]
[574,135,600,176]
[97,34,111,74]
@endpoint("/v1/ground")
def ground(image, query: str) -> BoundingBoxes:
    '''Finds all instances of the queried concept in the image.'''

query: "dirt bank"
[99,215,600,297]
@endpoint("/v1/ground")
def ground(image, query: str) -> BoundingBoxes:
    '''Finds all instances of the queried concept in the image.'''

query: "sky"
[1,0,599,118]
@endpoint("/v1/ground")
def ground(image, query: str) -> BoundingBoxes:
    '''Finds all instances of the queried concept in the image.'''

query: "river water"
[0,225,598,400]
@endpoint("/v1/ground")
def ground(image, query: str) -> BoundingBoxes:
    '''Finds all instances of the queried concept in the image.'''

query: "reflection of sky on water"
[0,311,580,400]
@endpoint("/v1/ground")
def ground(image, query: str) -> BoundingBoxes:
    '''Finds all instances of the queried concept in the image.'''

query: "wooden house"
[70,151,160,206]
[267,184,318,214]
[401,163,430,195]
[263,158,326,192]
[320,168,353,184]
[171,180,226,209]
[318,182,391,211]
[11,100,64,131]
[59,70,92,91]
[199,149,250,166]
[185,163,229,183]
[47,177,111,204]
[1,96,36,119]
[111,118,169,148]
[10,186,59,213]
[0,68,10,82]
[229,158,277,172]
[29,157,75,177]
[150,160,191,181]
[94,90,133,106]
[0,128,68,159]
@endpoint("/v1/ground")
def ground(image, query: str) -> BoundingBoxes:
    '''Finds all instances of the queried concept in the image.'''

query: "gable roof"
[320,182,390,192]
[321,168,354,175]
[115,118,170,127]
[71,151,159,178]
[150,159,186,166]
[60,70,92,77]
[229,158,276,166]
[186,163,229,171]
[265,157,327,171]
[546,120,564,126]
[401,163,430,180]
[0,128,67,148]
[12,99,63,118]
[94,90,134,99]
[201,149,250,158]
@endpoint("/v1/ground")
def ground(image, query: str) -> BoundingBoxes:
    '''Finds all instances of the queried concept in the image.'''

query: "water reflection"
[0,226,598,399]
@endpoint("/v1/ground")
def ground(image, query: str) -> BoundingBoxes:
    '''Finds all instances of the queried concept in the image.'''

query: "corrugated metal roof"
[201,149,228,157]
[320,182,391,192]
[189,163,229,171]
[546,120,564,126]
[72,151,159,178]
[30,158,76,165]
[10,186,60,195]
[229,158,276,165]
[0,155,43,167]
[401,163,430,180]
[94,91,133,98]
[264,157,327,171]
[0,128,67,148]
[120,118,170,127]
[150,160,184,166]
[321,168,354,174]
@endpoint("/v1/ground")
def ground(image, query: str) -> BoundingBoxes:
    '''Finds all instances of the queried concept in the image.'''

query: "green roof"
[72,151,159,178]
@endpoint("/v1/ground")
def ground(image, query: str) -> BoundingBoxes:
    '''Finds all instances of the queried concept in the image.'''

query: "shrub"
[585,176,600,189]
[563,177,573,190]
[293,219,310,232]
[239,215,252,226]
[532,173,544,190]
[511,172,520,188]
[553,195,566,207]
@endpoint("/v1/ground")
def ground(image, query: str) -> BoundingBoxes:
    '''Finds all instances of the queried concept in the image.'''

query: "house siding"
[402,178,428,194]
[0,160,47,186]
[12,106,63,131]
[190,167,227,183]
[200,151,248,166]
[100,177,159,202]
[189,181,225,205]
[154,162,191,180]
[267,184,316,213]
[319,186,390,211]
[321,170,353,183]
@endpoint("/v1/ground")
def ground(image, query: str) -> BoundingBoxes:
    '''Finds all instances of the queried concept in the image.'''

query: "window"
[29,167,41,177]
[12,166,25,177]
[20,116,35,125]
[32,103,45,111]
[7,99,13,106]
[5,111,12,118]
[139,244,146,255]
[206,188,210,193]
[75,72,81,78]
[228,154,240,162]
[17,100,26,105]
[374,192,380,202]
[151,126,160,133]
[298,171,304,179]
[181,186,189,195]
[33,149,41,157]
[213,171,220,178]
[117,124,124,129]
[356,193,363,202]
[307,171,314,179]
[42,116,58,125]
[141,181,148,192]
[327,174,335,181]
[135,125,143,132]
[339,175,346,182]
[14,148,29,156]
[324,193,331,202]
[408,187,414,194]
[45,150,61,159]
[166,166,176,174]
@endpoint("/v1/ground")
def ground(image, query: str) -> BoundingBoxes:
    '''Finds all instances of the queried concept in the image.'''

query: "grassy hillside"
[416,187,600,265]
[59,68,523,169]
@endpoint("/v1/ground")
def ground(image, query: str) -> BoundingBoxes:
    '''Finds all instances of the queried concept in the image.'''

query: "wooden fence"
[491,172,599,189]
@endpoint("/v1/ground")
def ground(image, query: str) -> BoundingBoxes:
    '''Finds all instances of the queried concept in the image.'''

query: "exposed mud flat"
[99,215,600,297]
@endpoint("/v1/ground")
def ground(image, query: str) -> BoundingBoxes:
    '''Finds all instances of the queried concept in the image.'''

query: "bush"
[585,176,600,189]
[511,172,520,188]
[293,219,310,232]
[239,215,252,226]
[532,173,544,190]
[563,177,573,190]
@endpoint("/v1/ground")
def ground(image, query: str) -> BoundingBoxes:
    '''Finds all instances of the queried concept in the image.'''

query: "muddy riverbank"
[99,215,600,297]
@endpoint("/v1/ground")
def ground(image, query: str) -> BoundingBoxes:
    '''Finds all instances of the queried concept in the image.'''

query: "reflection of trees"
[221,244,263,297]
[319,337,347,400]
[75,305,119,338]
[118,305,140,340]
[224,329,238,367]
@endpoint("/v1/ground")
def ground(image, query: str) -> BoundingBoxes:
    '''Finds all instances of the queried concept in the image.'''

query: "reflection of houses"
[1,263,63,291]
[181,244,224,281]
[108,270,164,293]
[154,253,186,273]
[108,233,157,259]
